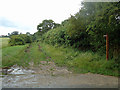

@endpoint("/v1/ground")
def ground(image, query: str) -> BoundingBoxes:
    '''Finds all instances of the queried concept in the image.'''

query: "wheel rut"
[1,44,118,88]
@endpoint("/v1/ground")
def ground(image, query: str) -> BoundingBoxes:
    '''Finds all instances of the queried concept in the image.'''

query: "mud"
[1,61,118,88]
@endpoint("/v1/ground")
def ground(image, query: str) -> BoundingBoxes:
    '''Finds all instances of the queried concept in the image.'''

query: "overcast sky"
[0,0,82,35]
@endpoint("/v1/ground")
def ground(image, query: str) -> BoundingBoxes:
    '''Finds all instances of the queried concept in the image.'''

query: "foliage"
[9,34,32,46]
[37,19,60,35]
[41,16,90,50]
[10,31,19,35]
[26,32,31,36]
[86,2,120,58]
[37,2,120,60]
[9,35,25,46]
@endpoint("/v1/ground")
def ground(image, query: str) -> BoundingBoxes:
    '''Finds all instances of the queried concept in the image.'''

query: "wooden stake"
[103,34,109,61]
[106,34,109,61]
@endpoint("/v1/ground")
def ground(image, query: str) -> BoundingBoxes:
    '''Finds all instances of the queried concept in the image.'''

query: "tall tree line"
[35,2,120,60]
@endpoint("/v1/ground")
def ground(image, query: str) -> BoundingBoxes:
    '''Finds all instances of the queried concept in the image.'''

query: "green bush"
[14,37,25,45]
[41,20,90,51]
[9,34,32,46]
[9,35,24,46]
[18,34,32,43]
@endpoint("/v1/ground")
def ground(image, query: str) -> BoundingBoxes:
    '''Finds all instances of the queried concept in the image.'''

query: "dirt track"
[1,44,119,88]
[2,61,118,88]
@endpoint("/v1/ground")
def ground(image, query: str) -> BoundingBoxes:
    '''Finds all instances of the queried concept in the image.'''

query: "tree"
[37,19,60,34]
[26,32,31,36]
[20,32,22,34]
[85,2,120,58]
[11,31,19,35]
[8,33,11,36]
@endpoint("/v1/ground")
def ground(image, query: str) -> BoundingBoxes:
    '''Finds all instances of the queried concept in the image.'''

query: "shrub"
[9,34,32,46]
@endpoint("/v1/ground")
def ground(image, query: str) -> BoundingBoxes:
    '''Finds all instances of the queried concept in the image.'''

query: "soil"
[1,61,118,88]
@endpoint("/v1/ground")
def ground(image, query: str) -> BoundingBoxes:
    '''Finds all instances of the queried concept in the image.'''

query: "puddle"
[2,65,35,75]
[2,62,118,88]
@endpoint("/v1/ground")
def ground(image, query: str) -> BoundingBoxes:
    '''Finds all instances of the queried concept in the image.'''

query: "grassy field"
[1,38,119,76]
[0,38,9,49]
[2,45,26,67]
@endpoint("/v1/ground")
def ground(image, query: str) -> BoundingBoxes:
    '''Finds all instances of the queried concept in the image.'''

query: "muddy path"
[1,44,119,88]
[2,61,118,88]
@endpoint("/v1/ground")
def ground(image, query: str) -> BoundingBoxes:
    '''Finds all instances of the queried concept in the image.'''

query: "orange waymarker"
[103,34,109,61]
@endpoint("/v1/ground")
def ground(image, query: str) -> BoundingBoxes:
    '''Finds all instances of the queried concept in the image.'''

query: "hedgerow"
[9,34,32,46]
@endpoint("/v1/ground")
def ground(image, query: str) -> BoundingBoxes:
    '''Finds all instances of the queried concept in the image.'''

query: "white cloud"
[0,26,20,35]
[0,0,82,35]
[0,26,36,35]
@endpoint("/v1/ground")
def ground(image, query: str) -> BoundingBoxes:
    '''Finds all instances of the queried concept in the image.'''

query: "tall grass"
[40,43,119,76]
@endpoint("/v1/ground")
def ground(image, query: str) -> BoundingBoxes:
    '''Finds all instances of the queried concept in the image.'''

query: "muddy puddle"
[2,65,35,75]
[1,61,119,88]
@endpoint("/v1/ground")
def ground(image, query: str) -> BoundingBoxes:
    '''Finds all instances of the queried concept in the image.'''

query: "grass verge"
[40,42,119,76]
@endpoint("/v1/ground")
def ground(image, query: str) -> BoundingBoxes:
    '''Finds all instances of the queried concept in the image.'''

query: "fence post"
[103,34,109,61]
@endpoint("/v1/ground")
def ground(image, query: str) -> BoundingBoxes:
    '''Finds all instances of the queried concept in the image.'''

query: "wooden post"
[106,34,109,61]
[103,34,109,61]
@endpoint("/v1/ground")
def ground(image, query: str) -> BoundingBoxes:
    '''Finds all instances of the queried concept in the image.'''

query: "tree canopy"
[37,19,60,33]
